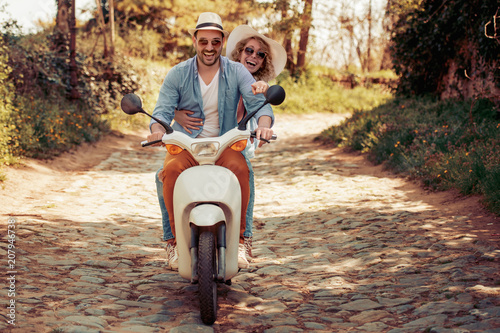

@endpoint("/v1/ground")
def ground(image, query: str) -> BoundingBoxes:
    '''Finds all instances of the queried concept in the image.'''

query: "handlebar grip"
[250,132,277,143]
[141,139,162,147]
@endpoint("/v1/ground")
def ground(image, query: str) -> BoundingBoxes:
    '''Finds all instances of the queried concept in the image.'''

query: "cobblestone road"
[1,113,499,333]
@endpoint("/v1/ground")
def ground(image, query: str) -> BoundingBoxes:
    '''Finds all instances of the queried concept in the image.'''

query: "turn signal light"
[166,144,184,155]
[230,139,247,152]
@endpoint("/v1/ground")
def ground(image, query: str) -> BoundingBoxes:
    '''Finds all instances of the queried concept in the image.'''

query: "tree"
[296,0,313,74]
[54,0,70,54]
[69,0,79,99]
[268,0,313,77]
[95,0,109,58]
[109,0,115,55]
[55,0,79,99]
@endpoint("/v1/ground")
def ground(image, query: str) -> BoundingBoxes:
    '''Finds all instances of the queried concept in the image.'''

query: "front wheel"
[198,231,217,325]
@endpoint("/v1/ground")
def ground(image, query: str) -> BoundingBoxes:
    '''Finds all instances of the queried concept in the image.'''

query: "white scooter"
[120,85,285,325]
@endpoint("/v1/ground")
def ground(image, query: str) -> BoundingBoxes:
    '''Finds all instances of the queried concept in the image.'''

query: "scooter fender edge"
[189,204,225,227]
[173,165,241,281]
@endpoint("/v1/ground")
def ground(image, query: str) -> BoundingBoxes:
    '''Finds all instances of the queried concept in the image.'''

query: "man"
[147,12,275,270]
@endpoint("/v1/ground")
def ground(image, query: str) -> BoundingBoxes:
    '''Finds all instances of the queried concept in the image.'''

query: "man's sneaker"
[238,243,249,269]
[166,242,178,270]
[243,236,253,261]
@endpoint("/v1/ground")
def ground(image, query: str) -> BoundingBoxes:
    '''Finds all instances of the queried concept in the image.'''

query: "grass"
[274,69,393,114]
[317,96,500,215]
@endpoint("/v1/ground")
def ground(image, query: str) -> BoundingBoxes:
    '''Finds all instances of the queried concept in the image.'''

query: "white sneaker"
[166,243,178,270]
[238,243,249,269]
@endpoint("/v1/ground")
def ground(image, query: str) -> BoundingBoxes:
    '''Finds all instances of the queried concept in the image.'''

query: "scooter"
[120,85,285,325]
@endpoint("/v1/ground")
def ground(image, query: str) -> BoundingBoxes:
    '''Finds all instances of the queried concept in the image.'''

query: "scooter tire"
[198,231,217,325]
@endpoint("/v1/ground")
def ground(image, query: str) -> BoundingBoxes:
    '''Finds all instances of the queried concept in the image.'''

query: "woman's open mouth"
[245,60,257,70]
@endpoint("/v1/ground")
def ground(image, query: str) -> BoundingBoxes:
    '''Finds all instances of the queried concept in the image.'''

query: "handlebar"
[141,132,277,147]
[141,139,162,147]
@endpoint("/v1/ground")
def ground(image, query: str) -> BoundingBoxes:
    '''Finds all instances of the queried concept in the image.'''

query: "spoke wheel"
[198,231,217,325]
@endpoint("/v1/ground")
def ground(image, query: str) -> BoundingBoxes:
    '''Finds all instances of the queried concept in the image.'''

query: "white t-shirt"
[197,70,220,138]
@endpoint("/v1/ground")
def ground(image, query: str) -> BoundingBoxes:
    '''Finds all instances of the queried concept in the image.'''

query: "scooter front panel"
[173,165,241,280]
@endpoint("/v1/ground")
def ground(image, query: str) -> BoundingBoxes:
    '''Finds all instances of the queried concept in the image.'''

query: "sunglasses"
[244,47,266,60]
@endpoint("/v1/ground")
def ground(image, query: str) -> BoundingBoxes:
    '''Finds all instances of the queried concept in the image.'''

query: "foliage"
[100,57,171,132]
[273,68,393,114]
[112,0,262,62]
[0,34,16,179]
[317,97,500,215]
[388,0,499,96]
[0,25,141,159]
[7,95,107,159]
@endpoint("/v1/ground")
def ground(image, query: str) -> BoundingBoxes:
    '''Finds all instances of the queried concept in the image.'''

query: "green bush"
[274,69,393,114]
[8,95,107,158]
[390,0,499,96]
[0,26,144,159]
[0,34,16,179]
[318,96,500,215]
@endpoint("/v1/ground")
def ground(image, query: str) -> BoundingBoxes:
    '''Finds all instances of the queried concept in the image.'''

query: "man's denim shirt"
[150,56,274,137]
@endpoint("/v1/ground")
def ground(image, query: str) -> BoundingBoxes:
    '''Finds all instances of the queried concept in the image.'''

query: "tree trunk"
[296,0,313,73]
[109,0,115,56]
[367,0,372,72]
[56,0,70,35]
[95,0,109,58]
[69,0,80,99]
[281,2,295,74]
[54,0,70,54]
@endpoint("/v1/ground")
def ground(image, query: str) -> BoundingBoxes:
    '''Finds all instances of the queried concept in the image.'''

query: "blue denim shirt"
[150,56,274,137]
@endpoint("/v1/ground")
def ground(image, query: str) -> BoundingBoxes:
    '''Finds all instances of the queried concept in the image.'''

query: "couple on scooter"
[147,12,287,270]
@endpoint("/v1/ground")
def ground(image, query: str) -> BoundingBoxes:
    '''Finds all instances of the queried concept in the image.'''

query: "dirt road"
[1,113,499,332]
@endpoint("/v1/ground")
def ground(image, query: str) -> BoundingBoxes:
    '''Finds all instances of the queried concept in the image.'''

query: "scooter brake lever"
[141,139,162,147]
[250,132,277,143]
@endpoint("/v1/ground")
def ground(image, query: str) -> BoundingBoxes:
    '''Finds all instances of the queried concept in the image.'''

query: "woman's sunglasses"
[244,47,266,60]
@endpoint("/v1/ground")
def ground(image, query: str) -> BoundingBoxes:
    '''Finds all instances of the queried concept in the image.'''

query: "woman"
[172,25,286,264]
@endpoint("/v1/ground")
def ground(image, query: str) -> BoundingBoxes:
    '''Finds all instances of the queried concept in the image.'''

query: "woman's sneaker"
[166,242,178,270]
[238,243,249,269]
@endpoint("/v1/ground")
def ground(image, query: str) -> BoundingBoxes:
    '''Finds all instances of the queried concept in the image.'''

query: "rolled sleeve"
[150,68,180,132]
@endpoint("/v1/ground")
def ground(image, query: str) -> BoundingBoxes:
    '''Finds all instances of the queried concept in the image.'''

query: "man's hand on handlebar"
[253,127,274,147]
[147,123,166,147]
[252,115,274,148]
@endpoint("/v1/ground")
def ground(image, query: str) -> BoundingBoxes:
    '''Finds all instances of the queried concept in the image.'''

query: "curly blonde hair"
[230,36,276,82]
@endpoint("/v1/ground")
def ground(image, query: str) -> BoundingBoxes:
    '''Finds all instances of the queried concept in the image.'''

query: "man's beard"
[198,50,220,67]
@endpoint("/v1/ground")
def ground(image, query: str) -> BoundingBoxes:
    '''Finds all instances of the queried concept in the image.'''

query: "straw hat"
[226,25,287,79]
[188,12,229,38]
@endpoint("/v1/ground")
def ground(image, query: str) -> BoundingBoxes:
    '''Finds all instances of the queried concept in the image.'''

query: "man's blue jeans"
[155,159,255,241]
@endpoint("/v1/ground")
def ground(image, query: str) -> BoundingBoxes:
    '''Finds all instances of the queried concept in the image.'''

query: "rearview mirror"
[121,94,143,115]
[120,93,173,134]
[265,85,286,106]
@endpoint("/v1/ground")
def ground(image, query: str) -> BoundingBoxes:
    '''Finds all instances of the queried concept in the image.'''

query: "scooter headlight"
[191,142,219,157]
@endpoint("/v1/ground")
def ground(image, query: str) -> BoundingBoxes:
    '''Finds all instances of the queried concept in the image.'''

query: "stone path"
[1,113,499,333]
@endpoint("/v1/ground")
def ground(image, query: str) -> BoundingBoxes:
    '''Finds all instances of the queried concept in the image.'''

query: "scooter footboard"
[174,165,241,281]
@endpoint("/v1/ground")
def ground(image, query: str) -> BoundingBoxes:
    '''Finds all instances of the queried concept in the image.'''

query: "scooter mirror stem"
[147,112,174,134]
[238,103,268,131]
[238,85,286,131]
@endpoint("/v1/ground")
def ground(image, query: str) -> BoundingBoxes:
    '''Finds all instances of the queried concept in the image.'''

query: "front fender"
[189,204,225,226]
